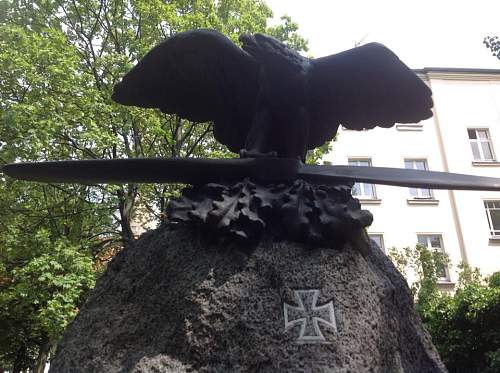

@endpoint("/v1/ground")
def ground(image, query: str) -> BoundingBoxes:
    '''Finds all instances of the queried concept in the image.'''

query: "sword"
[2,158,500,191]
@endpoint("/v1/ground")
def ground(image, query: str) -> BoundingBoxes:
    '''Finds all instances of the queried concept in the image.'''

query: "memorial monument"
[5,29,500,372]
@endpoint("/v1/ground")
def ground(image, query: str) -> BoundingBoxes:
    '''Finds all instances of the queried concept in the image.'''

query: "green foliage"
[1,230,95,335]
[0,229,95,371]
[388,243,449,311]
[266,15,308,53]
[0,0,308,370]
[421,267,500,373]
[305,141,333,165]
[488,271,500,288]
[390,245,500,372]
[0,175,106,371]
[1,0,309,241]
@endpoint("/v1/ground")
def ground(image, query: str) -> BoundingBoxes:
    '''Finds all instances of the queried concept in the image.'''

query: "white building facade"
[324,68,500,286]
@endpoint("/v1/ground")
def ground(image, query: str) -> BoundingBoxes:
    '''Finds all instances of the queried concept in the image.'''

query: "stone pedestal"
[50,225,446,372]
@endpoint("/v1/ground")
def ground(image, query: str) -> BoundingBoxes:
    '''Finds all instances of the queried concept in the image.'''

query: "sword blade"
[4,158,500,191]
[2,158,300,184]
[299,164,500,191]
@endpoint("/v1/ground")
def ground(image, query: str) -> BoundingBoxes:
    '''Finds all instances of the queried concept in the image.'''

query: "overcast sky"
[266,0,500,69]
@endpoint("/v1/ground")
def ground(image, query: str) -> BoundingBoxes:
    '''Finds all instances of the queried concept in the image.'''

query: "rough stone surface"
[50,225,447,373]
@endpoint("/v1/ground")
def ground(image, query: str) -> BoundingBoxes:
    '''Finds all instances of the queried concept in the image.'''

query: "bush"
[421,268,500,373]
[389,245,500,372]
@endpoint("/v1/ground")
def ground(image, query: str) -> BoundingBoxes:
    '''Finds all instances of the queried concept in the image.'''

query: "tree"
[306,141,333,165]
[1,0,308,245]
[0,170,111,372]
[0,230,95,373]
[0,0,308,370]
[420,267,500,373]
[388,243,449,313]
[266,15,308,52]
[389,245,500,373]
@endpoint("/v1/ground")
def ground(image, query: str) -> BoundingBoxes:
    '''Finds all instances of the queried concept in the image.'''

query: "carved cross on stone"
[283,289,337,343]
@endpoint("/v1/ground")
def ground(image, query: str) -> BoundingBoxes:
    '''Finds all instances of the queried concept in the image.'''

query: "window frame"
[484,200,500,238]
[369,233,385,252]
[416,234,450,282]
[348,158,377,199]
[404,159,433,199]
[468,128,496,162]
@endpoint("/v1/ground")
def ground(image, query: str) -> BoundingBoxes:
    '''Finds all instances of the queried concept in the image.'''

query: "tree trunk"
[117,184,137,245]
[34,339,51,373]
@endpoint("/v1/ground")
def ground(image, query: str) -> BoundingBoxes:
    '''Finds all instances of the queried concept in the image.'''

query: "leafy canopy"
[0,0,309,371]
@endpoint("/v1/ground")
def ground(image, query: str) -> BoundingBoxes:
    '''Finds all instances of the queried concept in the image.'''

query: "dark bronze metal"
[4,158,500,191]
[1,158,300,185]
[167,179,372,244]
[3,29,495,244]
[112,29,433,161]
[301,164,500,191]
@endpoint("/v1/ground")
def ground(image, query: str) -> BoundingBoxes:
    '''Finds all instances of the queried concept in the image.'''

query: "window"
[484,201,500,237]
[468,129,495,161]
[404,159,432,198]
[396,123,424,131]
[348,158,376,198]
[417,234,449,281]
[369,234,385,251]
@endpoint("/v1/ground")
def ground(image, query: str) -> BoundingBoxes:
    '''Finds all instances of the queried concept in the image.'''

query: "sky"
[265,0,500,69]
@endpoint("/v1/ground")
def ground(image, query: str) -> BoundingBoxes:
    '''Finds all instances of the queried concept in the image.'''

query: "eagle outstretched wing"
[112,29,259,153]
[307,43,433,149]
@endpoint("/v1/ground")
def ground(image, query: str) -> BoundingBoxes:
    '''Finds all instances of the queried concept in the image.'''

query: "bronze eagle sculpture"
[111,29,433,161]
[4,29,500,243]
[8,29,499,193]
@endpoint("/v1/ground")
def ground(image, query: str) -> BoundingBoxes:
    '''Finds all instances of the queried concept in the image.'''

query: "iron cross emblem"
[283,289,337,343]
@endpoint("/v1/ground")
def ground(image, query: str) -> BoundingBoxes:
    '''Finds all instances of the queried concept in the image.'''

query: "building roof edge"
[413,67,500,74]
[413,67,500,81]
